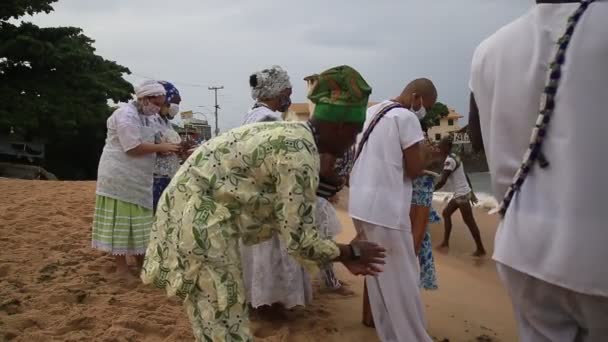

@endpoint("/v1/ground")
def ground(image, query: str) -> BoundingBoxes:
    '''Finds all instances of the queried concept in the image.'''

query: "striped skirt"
[91,195,154,255]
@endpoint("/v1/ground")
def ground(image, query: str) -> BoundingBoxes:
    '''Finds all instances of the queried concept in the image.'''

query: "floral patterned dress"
[412,173,440,290]
[142,122,339,342]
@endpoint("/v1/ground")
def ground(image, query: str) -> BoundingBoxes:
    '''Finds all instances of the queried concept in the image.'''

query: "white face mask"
[411,96,427,119]
[168,103,180,118]
[142,102,161,116]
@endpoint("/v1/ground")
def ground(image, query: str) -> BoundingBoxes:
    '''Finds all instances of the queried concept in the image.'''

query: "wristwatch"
[349,243,361,261]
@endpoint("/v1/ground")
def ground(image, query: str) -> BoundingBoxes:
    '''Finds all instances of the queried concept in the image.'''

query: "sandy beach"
[0,180,516,341]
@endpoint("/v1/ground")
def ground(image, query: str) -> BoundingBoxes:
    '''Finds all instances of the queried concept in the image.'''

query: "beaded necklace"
[498,0,596,217]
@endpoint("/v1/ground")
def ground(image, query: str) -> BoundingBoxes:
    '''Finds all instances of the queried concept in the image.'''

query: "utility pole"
[208,86,224,136]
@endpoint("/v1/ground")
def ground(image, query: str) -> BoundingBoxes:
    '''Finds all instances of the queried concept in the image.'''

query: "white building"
[427,109,464,142]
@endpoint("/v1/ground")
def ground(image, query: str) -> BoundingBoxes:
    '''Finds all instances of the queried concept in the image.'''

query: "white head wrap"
[250,65,292,101]
[135,80,166,99]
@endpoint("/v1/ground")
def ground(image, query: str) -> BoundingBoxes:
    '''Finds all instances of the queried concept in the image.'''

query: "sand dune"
[0,180,516,341]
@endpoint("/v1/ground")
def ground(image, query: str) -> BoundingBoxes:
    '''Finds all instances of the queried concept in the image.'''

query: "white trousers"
[497,263,608,342]
[353,219,432,342]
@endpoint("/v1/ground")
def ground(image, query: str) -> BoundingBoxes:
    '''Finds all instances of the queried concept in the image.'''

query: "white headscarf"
[135,80,166,99]
[250,65,291,101]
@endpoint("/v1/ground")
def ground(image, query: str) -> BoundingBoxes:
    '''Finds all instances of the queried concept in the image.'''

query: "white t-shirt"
[443,156,471,197]
[349,100,424,230]
[242,105,282,125]
[470,2,608,297]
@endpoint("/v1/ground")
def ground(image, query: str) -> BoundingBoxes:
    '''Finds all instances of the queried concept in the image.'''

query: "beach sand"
[0,180,516,341]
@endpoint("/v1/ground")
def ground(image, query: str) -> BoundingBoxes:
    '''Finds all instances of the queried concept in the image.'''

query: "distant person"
[142,65,385,341]
[468,1,607,341]
[92,80,180,279]
[350,78,437,342]
[434,136,486,257]
[152,81,183,212]
[242,65,292,124]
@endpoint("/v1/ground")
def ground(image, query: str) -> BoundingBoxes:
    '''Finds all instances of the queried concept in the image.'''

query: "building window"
[448,119,454,126]
[435,133,441,141]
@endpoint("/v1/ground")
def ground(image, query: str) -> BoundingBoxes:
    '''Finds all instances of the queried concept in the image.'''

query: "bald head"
[402,78,437,99]
[395,78,438,113]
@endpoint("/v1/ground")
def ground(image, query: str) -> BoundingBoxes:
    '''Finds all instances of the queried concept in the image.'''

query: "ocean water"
[434,172,499,211]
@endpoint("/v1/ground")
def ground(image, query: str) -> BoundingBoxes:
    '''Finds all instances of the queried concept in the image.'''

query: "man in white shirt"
[434,137,486,257]
[349,78,437,342]
[469,1,608,341]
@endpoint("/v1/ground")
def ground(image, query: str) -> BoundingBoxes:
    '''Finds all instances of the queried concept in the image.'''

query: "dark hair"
[249,74,258,87]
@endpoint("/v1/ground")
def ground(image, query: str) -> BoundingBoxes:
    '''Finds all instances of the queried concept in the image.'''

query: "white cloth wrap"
[135,80,166,98]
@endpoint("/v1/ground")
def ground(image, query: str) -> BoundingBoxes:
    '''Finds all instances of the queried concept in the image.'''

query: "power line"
[130,72,212,89]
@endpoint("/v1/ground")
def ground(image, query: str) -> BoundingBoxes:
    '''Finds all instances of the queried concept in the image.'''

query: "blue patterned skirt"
[418,208,440,290]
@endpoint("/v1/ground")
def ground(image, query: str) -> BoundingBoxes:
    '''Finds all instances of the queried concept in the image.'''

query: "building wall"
[427,117,462,142]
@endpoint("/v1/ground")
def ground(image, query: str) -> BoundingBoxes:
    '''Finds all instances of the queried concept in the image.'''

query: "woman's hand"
[157,143,180,155]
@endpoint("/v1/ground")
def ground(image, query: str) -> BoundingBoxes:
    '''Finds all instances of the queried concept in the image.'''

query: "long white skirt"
[316,197,342,238]
[352,219,432,342]
[240,197,341,308]
[240,234,312,309]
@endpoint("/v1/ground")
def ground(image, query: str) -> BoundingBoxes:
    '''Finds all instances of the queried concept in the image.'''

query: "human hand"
[341,240,386,276]
[157,143,180,155]
[343,261,383,276]
[471,193,479,205]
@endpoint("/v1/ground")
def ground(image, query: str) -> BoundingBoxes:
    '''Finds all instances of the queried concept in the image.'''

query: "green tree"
[420,101,449,132]
[0,0,133,179]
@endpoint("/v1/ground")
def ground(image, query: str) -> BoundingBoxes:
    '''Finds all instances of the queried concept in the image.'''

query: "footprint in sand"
[253,323,290,340]
[52,316,96,336]
[0,263,12,277]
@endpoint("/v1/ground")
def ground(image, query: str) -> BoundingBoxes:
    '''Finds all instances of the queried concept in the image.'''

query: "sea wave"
[433,191,499,212]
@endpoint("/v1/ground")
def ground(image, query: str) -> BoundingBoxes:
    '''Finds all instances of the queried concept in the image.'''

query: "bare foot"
[330,286,355,297]
[472,249,487,257]
[435,243,449,253]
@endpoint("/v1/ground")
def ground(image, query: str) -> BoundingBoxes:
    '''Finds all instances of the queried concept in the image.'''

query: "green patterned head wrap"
[307,65,372,124]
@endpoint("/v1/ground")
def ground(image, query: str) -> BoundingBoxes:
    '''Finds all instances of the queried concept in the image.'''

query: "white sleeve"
[115,110,143,152]
[469,40,486,94]
[443,157,457,171]
[396,110,424,150]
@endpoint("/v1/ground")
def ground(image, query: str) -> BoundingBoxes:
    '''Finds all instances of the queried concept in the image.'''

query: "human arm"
[126,142,180,157]
[403,142,425,179]
[410,204,430,254]
[114,110,179,157]
[274,151,386,276]
[434,158,455,191]
[398,111,426,179]
[465,173,478,204]
[468,92,484,153]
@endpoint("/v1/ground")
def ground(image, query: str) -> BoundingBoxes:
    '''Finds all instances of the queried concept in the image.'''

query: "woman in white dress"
[92,80,180,279]
[239,66,313,317]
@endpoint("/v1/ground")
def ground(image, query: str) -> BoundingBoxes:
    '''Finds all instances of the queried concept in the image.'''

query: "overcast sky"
[27,0,531,131]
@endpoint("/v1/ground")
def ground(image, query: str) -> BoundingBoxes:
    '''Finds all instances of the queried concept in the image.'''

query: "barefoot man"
[434,136,486,256]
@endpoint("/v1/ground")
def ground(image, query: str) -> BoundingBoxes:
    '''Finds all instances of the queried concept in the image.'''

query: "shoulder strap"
[354,103,404,161]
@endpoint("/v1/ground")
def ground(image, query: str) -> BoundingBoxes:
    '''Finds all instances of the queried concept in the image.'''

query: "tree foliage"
[0,0,57,21]
[0,0,134,179]
[420,102,449,132]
